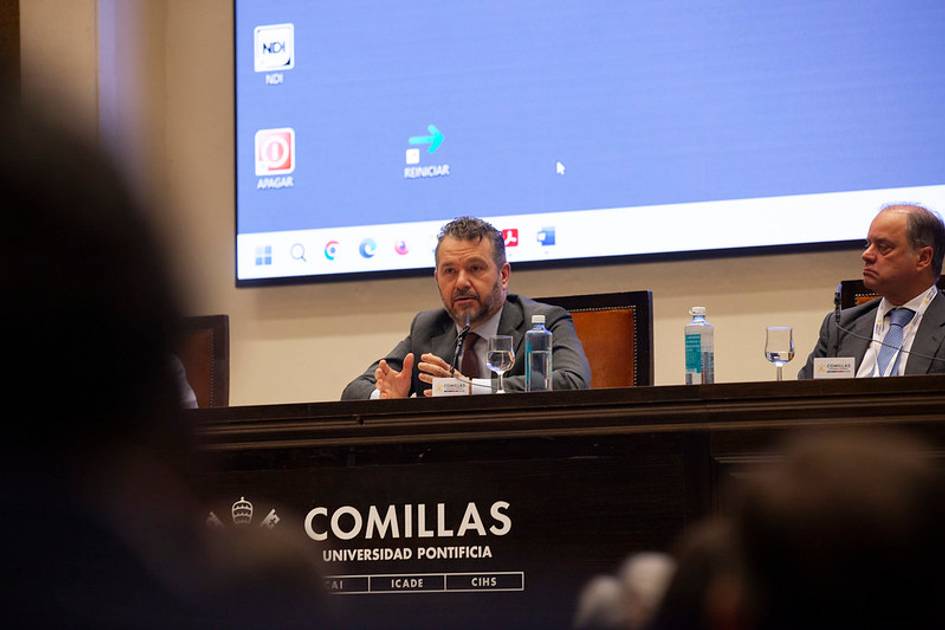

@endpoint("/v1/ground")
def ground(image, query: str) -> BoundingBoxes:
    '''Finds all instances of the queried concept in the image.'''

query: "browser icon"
[359,238,377,258]
[324,240,339,260]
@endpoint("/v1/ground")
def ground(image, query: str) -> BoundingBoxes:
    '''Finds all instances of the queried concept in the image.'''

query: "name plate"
[432,377,470,396]
[813,357,855,379]
[432,377,494,396]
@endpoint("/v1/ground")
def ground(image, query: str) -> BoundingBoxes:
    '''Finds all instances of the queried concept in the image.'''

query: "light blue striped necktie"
[876,307,915,376]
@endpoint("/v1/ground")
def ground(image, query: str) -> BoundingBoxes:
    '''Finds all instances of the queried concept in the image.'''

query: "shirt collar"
[877,284,938,321]
[456,305,504,340]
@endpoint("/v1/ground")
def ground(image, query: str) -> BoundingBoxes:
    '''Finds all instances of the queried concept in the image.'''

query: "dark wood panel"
[194,376,945,449]
[191,376,945,628]
[0,0,17,90]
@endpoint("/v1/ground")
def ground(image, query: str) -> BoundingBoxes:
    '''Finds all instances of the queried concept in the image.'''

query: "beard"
[447,278,505,326]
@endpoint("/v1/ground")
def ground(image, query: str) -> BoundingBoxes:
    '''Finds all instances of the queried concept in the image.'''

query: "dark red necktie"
[460,332,481,378]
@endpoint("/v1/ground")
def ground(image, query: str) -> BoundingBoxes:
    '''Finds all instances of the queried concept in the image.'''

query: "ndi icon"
[254,23,295,72]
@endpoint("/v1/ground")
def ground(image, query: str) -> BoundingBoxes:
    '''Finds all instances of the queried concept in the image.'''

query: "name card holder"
[432,377,470,396]
[813,357,855,379]
[432,377,494,396]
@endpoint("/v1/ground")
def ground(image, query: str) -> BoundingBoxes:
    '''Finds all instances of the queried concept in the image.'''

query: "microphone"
[833,283,843,356]
[834,283,843,325]
[448,312,472,376]
[831,293,945,366]
[440,311,501,392]
[833,320,945,366]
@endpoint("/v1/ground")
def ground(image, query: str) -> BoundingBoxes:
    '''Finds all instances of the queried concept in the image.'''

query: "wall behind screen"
[22,1,867,404]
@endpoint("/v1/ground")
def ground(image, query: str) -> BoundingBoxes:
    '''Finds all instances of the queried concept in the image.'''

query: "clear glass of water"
[487,335,515,394]
[765,326,795,381]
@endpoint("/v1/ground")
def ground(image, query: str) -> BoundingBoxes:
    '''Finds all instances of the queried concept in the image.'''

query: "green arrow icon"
[408,124,444,153]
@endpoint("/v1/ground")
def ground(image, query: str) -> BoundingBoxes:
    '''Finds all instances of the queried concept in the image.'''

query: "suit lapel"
[847,310,875,371]
[905,292,945,375]
[431,320,460,367]
[497,297,527,378]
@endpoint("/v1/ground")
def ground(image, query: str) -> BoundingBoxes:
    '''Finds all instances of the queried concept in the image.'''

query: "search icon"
[290,243,307,262]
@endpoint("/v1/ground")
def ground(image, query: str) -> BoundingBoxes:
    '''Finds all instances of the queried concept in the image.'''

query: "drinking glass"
[486,335,515,394]
[765,326,795,381]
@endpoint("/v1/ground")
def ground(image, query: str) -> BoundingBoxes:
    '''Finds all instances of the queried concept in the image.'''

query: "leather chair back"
[537,291,654,388]
[840,277,945,309]
[178,314,229,407]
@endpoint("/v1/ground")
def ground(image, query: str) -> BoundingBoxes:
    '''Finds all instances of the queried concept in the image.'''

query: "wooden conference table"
[191,376,945,629]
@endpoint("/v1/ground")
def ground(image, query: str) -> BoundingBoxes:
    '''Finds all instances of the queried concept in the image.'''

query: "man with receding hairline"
[799,203,945,378]
[342,216,591,399]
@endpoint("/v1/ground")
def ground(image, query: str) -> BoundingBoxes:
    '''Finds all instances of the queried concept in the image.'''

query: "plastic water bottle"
[525,314,553,391]
[685,307,715,385]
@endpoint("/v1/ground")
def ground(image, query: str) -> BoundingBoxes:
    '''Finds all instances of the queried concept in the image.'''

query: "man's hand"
[374,353,415,399]
[417,352,462,397]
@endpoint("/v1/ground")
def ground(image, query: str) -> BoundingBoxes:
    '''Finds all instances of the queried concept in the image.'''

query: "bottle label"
[685,334,702,371]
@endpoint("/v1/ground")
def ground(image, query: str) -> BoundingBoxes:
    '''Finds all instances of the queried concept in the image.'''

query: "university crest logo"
[206,496,280,529]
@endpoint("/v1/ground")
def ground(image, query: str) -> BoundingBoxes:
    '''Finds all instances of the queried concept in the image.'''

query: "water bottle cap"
[531,314,546,325]
[689,306,706,316]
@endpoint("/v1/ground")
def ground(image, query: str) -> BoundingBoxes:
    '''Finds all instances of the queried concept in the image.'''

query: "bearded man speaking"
[342,217,591,399]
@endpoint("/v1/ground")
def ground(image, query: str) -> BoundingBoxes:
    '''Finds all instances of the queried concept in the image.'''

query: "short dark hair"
[435,216,507,268]
[883,203,945,277]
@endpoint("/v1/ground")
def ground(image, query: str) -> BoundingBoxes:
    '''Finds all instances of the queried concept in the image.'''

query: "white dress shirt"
[856,284,938,377]
[459,306,504,378]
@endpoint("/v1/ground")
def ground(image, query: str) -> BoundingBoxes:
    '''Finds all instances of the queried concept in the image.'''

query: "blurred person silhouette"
[646,518,741,630]
[650,430,945,630]
[574,574,629,629]
[730,430,945,629]
[574,553,675,630]
[618,552,675,630]
[2,93,331,627]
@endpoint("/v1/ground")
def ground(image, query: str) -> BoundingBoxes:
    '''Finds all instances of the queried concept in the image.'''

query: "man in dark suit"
[342,217,591,399]
[799,204,945,378]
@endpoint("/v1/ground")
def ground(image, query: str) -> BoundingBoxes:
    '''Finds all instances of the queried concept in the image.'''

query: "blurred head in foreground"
[574,574,629,629]
[651,430,945,630]
[3,94,186,464]
[574,552,675,630]
[734,430,944,629]
[1,93,329,627]
[619,552,676,629]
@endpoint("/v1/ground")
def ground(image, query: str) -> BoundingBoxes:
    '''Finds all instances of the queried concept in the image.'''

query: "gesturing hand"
[417,352,459,397]
[374,353,415,399]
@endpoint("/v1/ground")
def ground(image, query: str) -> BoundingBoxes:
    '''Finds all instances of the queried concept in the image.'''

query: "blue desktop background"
[236,0,945,234]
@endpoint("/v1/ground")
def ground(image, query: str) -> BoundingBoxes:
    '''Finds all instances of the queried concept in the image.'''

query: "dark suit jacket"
[798,290,945,379]
[342,294,591,399]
